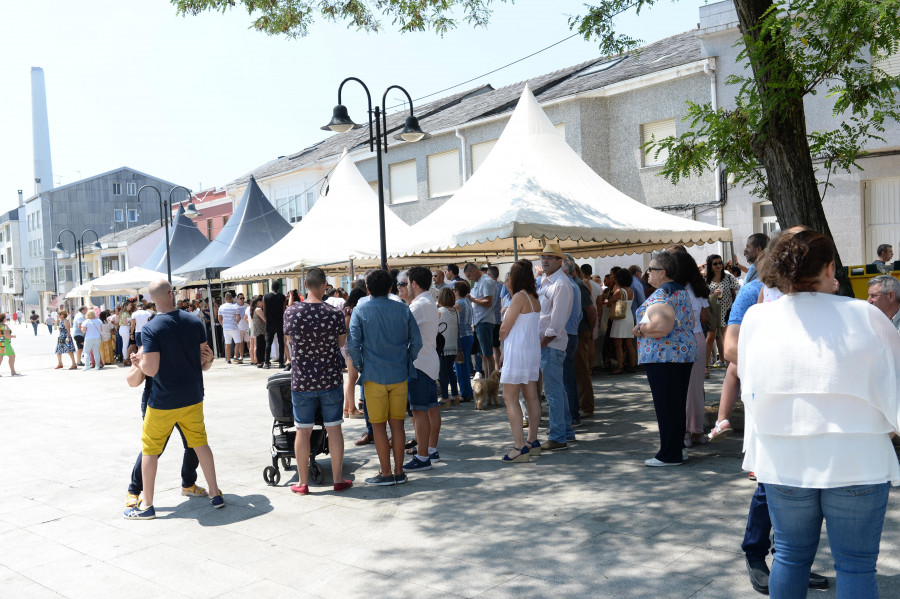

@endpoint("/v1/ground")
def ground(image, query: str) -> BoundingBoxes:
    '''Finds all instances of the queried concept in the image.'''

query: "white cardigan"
[738,293,900,488]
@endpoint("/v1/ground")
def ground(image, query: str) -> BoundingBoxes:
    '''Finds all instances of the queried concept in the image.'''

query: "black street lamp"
[53,229,102,286]
[322,78,430,271]
[137,185,196,283]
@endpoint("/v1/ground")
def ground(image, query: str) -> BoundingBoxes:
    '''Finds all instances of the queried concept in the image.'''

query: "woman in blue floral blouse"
[634,250,697,466]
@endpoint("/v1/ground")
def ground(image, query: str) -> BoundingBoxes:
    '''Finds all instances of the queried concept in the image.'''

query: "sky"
[0,0,708,213]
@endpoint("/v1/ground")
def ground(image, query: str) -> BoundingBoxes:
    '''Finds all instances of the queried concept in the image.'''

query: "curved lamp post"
[137,185,195,283]
[53,228,102,286]
[321,78,430,271]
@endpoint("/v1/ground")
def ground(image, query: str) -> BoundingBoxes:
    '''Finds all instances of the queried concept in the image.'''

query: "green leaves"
[171,0,507,37]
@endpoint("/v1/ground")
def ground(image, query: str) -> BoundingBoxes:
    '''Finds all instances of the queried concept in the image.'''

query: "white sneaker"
[682,449,689,461]
[644,457,681,467]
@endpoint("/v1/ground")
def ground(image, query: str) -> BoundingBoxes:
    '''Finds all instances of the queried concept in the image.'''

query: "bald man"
[124,279,223,519]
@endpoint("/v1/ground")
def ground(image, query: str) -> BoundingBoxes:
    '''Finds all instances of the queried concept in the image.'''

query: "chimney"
[18,190,24,206]
[31,67,54,194]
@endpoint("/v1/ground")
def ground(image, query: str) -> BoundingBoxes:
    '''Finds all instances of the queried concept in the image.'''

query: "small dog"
[473,370,501,410]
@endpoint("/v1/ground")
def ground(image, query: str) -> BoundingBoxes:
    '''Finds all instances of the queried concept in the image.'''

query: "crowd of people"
[5,228,900,596]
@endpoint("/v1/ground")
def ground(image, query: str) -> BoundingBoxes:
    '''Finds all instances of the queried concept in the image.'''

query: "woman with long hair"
[498,259,542,462]
[436,287,461,407]
[669,247,710,446]
[606,268,637,374]
[248,295,265,367]
[704,254,739,374]
[118,301,133,366]
[342,288,366,418]
[0,313,19,376]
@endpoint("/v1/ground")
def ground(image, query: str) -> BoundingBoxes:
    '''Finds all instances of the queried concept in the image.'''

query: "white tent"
[386,86,731,262]
[221,150,414,281]
[65,267,187,298]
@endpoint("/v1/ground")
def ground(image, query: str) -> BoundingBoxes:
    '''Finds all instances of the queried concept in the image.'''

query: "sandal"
[404,439,417,450]
[708,419,733,443]
[54,365,63,369]
[69,365,78,370]
[705,369,710,379]
[502,446,530,463]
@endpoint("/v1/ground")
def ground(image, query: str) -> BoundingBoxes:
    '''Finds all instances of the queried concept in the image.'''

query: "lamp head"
[91,240,103,252]
[393,115,431,143]
[53,241,66,256]
[321,105,360,133]
[184,202,200,218]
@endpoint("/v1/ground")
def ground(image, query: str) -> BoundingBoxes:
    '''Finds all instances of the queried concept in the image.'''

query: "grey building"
[0,207,23,315]
[16,167,187,315]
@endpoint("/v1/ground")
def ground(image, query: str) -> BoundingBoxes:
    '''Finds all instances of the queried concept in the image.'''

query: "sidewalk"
[1,331,898,598]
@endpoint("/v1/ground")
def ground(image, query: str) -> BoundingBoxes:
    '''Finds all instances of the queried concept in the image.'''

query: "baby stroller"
[262,371,329,486]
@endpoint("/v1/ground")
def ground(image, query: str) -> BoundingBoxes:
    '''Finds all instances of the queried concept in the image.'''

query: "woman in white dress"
[498,259,542,463]
[606,268,636,373]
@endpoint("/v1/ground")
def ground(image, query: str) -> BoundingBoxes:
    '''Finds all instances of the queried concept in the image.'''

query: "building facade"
[16,167,186,316]
[0,208,23,315]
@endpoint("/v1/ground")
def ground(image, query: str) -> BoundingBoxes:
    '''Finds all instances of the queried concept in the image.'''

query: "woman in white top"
[80,309,104,371]
[669,247,710,447]
[436,288,461,407]
[606,268,636,373]
[498,260,542,463]
[739,230,899,597]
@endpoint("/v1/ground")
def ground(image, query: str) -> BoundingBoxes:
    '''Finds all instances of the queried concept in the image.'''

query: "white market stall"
[221,149,414,281]
[65,267,187,299]
[384,86,731,263]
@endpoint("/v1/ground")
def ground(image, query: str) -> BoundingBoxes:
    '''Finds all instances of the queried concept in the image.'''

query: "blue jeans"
[540,346,572,443]
[564,333,578,423]
[439,354,458,399]
[291,386,343,428]
[454,335,474,400]
[408,368,438,411]
[742,483,772,561]
[474,322,494,357]
[766,483,890,598]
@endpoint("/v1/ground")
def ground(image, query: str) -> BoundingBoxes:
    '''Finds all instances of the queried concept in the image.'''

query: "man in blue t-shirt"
[124,279,222,520]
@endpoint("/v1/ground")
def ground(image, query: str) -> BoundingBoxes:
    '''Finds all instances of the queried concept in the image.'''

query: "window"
[222,215,229,227]
[126,182,137,196]
[864,178,900,262]
[127,208,138,223]
[641,119,676,167]
[873,41,900,79]
[112,182,122,195]
[754,202,779,237]
[306,191,316,213]
[427,150,460,198]
[389,160,418,204]
[114,209,124,223]
[471,140,498,174]
[206,218,214,240]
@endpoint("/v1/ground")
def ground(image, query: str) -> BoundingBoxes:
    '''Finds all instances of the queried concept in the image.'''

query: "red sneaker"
[334,480,353,493]
[290,484,309,495]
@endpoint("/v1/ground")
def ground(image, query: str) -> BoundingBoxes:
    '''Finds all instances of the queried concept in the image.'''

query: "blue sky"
[0,0,708,213]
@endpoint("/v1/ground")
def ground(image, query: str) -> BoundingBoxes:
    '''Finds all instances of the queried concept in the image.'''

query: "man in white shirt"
[403,266,442,472]
[217,292,243,364]
[131,303,154,348]
[538,243,574,451]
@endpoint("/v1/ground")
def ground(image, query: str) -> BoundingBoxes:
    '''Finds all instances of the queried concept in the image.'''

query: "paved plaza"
[1,324,899,598]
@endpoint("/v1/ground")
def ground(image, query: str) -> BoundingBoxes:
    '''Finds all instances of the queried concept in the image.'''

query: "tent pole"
[207,278,218,359]
[513,236,518,261]
[349,259,355,283]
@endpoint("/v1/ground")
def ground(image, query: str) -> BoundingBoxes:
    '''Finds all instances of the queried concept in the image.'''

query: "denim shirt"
[564,276,582,336]
[456,297,474,337]
[349,296,423,385]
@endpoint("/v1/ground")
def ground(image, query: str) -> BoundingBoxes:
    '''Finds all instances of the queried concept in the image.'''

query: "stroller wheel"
[310,461,324,484]
[281,457,292,470]
[263,466,280,486]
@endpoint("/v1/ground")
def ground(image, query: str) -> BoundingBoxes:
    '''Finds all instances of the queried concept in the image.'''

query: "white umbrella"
[67,267,186,297]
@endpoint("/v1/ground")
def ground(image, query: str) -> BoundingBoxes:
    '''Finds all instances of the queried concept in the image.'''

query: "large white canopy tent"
[383,86,731,264]
[221,150,414,281]
[64,267,187,299]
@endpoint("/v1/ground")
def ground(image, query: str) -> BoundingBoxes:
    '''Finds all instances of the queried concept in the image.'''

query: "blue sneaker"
[393,473,408,485]
[403,456,432,471]
[124,502,156,520]
[210,491,225,509]
[364,473,395,486]
[429,451,440,462]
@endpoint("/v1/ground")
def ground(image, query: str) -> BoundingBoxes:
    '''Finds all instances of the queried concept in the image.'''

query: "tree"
[174,0,900,294]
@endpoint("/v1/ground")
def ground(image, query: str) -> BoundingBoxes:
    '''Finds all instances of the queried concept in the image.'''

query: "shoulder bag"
[613,288,630,320]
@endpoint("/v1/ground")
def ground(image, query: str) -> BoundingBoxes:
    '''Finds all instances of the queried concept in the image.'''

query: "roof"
[142,205,211,273]
[230,29,702,187]
[23,166,184,203]
[98,221,162,246]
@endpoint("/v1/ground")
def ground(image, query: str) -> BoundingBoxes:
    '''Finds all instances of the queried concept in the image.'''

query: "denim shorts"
[291,386,343,428]
[474,322,494,357]
[408,368,438,411]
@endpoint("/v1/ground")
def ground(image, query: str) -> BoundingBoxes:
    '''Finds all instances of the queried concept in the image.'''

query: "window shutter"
[641,119,676,166]
[874,41,900,78]
[389,160,418,204]
[471,140,498,173]
[427,150,460,198]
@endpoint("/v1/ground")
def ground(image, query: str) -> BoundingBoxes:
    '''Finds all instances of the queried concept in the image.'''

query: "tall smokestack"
[18,190,24,206]
[31,67,53,195]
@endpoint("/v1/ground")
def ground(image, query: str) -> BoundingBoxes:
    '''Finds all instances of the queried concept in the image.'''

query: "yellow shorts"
[142,403,208,455]
[363,381,408,424]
